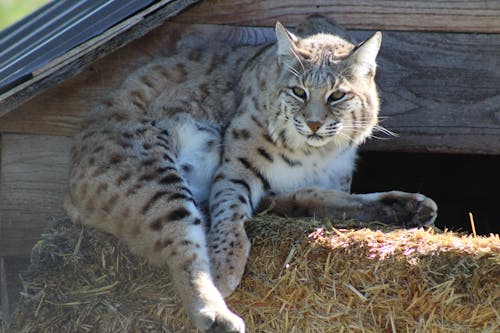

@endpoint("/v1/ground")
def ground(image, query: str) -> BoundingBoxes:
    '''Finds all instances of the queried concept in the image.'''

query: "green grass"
[0,0,50,31]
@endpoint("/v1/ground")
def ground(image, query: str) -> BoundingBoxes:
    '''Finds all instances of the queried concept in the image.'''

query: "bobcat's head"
[270,22,381,149]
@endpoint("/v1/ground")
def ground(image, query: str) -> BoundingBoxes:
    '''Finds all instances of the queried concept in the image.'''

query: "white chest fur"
[263,146,357,195]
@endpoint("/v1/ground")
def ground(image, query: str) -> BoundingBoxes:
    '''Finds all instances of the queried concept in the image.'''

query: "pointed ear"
[349,31,382,77]
[275,21,299,57]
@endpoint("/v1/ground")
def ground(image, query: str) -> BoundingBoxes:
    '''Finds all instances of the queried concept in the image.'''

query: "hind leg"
[66,115,244,332]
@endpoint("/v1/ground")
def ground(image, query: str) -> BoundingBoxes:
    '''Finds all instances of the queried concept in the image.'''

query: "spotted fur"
[65,17,437,333]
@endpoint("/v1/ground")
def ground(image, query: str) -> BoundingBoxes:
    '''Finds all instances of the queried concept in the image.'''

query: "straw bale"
[7,215,500,332]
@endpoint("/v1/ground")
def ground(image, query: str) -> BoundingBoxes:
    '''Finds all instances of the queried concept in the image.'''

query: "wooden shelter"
[1,0,499,321]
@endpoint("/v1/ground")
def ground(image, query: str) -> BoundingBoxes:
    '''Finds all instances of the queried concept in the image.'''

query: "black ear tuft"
[349,32,382,77]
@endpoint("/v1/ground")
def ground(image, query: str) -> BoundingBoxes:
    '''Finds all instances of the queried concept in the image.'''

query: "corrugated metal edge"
[0,1,62,43]
[0,0,157,95]
[0,0,200,117]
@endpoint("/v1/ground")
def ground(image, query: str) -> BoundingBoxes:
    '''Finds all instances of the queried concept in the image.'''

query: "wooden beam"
[1,24,499,154]
[173,0,500,33]
[0,134,71,257]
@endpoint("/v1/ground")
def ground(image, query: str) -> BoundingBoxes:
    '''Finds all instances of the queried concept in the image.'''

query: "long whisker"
[342,126,397,140]
[340,128,389,141]
[285,64,300,78]
[373,125,398,137]
[342,121,398,137]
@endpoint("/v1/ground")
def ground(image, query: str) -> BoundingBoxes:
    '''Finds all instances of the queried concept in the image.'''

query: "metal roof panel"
[0,0,157,94]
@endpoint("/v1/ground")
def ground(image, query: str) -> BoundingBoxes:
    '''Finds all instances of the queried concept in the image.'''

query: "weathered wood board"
[0,257,30,315]
[1,23,499,154]
[173,0,500,33]
[362,31,500,154]
[0,134,71,257]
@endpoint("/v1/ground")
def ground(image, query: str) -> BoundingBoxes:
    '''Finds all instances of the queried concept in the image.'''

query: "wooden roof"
[0,0,199,117]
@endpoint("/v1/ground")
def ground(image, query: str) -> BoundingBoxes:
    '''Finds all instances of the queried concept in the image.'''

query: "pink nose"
[307,121,323,133]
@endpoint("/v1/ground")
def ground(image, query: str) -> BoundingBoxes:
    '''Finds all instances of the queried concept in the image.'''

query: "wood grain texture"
[358,30,500,154]
[173,0,500,33]
[0,134,72,257]
[0,257,30,315]
[1,258,7,317]
[1,23,499,154]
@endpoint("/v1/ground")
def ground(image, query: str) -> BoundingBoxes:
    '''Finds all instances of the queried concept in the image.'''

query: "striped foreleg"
[208,159,269,297]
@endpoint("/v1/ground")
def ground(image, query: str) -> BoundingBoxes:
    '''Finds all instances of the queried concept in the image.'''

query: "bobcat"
[65,17,437,333]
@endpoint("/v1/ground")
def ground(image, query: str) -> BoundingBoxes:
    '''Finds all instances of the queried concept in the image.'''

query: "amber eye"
[328,91,346,104]
[291,86,308,100]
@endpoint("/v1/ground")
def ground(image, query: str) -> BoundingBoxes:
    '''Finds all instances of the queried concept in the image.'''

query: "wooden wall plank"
[0,257,30,315]
[359,30,500,154]
[0,134,71,257]
[1,258,7,317]
[173,0,500,33]
[1,23,499,154]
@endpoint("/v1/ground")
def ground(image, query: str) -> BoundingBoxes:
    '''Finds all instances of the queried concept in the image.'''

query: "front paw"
[377,191,438,227]
[208,224,250,297]
[195,305,245,333]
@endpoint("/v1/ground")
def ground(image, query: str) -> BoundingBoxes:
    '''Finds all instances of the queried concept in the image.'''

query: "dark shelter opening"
[352,152,499,235]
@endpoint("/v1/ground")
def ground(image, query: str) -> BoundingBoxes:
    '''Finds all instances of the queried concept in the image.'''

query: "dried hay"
[8,215,500,332]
